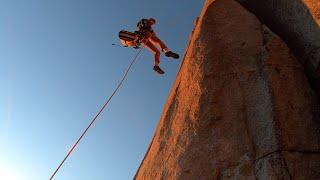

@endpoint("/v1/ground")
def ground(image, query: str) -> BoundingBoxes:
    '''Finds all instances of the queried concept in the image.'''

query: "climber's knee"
[155,49,160,56]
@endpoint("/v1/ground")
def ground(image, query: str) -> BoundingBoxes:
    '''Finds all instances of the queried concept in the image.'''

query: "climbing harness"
[49,49,143,180]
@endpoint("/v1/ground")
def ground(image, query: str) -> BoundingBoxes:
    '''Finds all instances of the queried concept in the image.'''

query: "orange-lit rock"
[236,0,320,82]
[134,0,320,179]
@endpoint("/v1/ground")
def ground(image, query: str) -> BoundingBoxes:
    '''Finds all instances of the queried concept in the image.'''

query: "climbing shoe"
[153,65,165,75]
[165,51,179,59]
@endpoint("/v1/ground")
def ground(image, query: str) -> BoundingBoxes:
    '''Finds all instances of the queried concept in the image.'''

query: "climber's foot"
[165,51,179,59]
[153,65,165,75]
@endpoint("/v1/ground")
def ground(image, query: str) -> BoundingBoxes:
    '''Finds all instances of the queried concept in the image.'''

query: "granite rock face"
[236,0,320,88]
[134,0,320,179]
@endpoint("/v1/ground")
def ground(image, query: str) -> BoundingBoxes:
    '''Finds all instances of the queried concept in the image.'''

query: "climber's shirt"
[137,19,154,34]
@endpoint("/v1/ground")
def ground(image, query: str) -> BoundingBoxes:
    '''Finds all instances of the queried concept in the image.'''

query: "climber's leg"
[149,33,168,53]
[150,33,180,59]
[143,40,164,74]
[144,40,160,66]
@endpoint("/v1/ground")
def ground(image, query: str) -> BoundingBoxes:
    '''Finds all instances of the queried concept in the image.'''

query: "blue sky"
[0,0,204,179]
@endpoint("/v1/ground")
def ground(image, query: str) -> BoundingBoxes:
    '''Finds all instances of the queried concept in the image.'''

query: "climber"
[119,18,179,74]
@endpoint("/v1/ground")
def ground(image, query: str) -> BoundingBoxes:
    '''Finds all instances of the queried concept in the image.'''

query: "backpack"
[118,30,140,47]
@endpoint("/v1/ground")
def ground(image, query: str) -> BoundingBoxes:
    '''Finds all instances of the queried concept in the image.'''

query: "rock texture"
[134,0,320,179]
[235,0,320,88]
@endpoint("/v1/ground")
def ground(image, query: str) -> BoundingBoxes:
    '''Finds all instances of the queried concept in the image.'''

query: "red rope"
[50,49,143,180]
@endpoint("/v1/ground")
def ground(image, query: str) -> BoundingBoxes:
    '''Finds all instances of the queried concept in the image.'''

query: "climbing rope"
[49,49,143,180]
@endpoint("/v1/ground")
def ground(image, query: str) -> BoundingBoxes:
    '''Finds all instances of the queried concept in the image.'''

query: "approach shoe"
[165,51,179,59]
[153,65,165,75]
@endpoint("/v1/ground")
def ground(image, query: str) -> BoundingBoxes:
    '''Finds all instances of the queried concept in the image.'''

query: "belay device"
[119,30,141,48]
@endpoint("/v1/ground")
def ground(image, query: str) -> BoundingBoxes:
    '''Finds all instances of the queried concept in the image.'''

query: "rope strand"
[49,49,143,180]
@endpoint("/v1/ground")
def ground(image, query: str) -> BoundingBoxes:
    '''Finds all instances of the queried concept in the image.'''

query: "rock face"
[236,0,320,87]
[134,0,320,179]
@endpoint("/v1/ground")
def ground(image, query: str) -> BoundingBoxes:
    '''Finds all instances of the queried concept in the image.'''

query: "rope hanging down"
[50,49,143,180]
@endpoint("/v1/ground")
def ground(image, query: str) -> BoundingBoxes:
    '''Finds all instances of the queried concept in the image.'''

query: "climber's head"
[149,18,156,25]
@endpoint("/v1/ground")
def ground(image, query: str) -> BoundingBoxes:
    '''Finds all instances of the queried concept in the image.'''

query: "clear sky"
[0,0,204,179]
